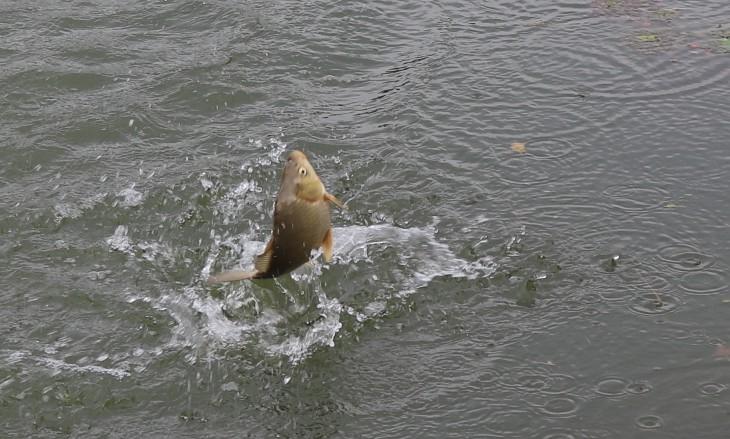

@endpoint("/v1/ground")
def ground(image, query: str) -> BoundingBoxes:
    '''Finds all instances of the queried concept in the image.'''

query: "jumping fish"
[208,150,344,283]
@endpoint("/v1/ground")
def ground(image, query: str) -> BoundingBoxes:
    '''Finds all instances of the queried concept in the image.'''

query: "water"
[1,0,729,437]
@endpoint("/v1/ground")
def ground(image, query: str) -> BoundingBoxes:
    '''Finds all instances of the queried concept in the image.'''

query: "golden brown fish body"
[208,150,343,283]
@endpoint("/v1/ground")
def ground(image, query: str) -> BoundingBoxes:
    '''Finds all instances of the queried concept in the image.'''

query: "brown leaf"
[511,142,527,154]
[713,344,730,359]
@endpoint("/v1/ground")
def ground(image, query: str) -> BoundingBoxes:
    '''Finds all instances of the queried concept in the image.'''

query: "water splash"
[265,292,343,363]
[117,185,144,208]
[164,223,496,364]
[106,225,132,253]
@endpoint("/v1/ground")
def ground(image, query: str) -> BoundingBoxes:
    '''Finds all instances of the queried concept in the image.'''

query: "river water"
[2,0,729,437]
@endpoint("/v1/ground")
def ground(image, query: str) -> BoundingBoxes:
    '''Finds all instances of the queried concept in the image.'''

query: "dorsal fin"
[254,240,274,273]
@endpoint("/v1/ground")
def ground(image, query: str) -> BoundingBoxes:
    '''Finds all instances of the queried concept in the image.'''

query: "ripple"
[635,415,663,430]
[626,381,653,395]
[657,243,715,272]
[678,270,727,296]
[498,368,577,395]
[484,408,539,436]
[601,184,668,212]
[628,291,680,315]
[495,137,579,186]
[540,431,576,439]
[699,382,727,396]
[578,227,658,254]
[538,395,581,417]
[521,138,575,160]
[597,286,634,302]
[498,367,551,392]
[595,377,628,397]
[541,374,578,395]
[496,155,555,186]
[478,368,501,385]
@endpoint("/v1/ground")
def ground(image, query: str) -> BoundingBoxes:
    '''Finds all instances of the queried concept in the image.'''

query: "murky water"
[2,0,729,437]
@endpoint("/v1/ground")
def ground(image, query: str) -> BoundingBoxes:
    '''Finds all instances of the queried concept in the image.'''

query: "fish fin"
[324,192,346,210]
[254,240,274,273]
[322,227,333,262]
[207,270,258,284]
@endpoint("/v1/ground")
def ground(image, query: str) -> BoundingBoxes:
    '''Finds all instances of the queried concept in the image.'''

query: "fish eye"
[298,167,307,176]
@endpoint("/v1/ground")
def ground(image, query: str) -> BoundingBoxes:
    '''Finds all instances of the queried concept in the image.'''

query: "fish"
[208,150,344,283]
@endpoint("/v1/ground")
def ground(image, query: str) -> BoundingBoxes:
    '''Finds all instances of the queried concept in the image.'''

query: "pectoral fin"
[324,192,346,210]
[322,227,333,262]
[254,239,274,273]
[207,270,258,284]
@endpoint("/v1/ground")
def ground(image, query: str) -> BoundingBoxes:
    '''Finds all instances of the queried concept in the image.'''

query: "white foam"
[117,185,144,207]
[106,225,132,254]
[37,357,130,379]
[265,293,343,364]
[1,350,129,380]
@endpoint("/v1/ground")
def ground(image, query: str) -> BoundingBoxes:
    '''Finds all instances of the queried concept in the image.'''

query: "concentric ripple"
[595,376,629,397]
[495,138,579,187]
[699,382,727,396]
[678,270,727,296]
[635,415,663,430]
[657,243,716,272]
[628,291,681,315]
[538,395,582,417]
[601,184,669,212]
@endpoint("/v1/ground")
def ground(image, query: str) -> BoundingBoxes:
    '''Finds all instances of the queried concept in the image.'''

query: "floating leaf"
[719,38,730,50]
[714,344,730,359]
[655,8,677,19]
[511,142,527,153]
[664,202,678,208]
[637,34,659,43]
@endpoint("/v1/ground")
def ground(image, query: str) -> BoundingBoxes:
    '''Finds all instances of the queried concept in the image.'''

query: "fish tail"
[207,270,258,284]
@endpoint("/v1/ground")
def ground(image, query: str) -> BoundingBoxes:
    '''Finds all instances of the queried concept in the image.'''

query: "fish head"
[280,150,325,202]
